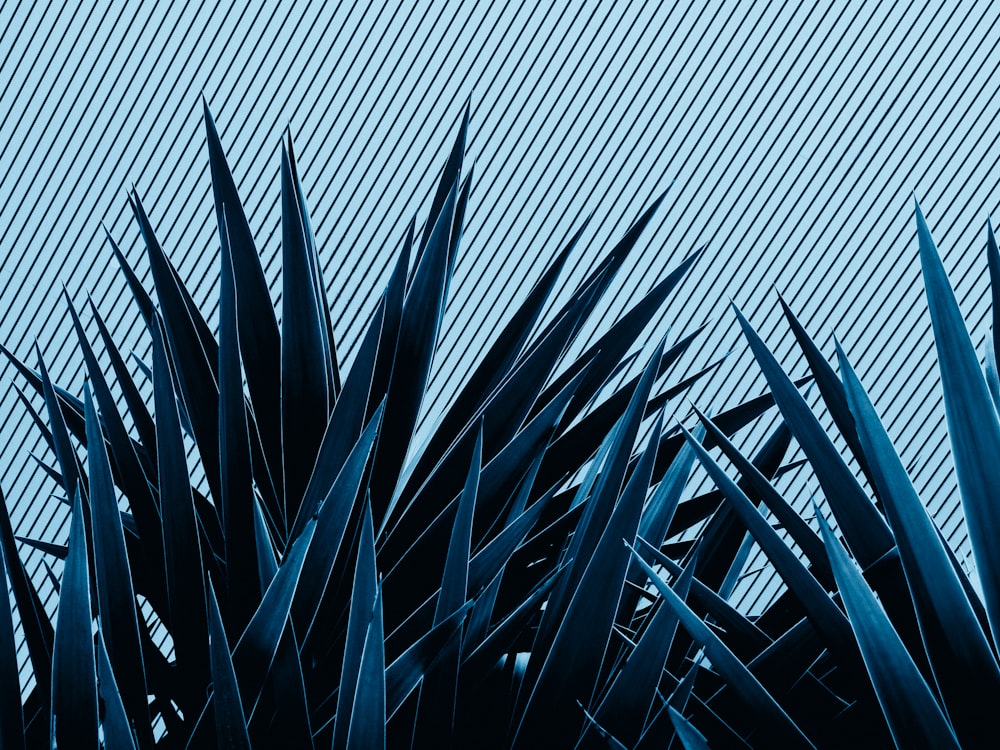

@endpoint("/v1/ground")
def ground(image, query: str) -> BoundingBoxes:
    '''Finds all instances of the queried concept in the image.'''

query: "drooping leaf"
[816,507,959,749]
[837,340,1000,747]
[50,489,98,749]
[83,387,151,745]
[916,200,1000,645]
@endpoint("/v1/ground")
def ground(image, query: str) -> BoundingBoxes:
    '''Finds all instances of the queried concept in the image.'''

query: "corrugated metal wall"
[3,0,999,681]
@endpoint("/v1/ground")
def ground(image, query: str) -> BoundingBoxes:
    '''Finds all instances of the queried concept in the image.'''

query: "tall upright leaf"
[132,190,222,505]
[414,422,481,746]
[837,340,1000,747]
[207,580,251,750]
[50,490,97,749]
[334,500,377,750]
[219,211,262,631]
[281,142,331,522]
[83,388,151,745]
[203,100,283,496]
[916,200,1000,645]
[0,544,24,749]
[369,182,456,526]
[349,585,385,750]
[152,317,208,697]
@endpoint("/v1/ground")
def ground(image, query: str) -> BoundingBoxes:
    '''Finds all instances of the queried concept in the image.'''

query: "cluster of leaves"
[0,102,785,748]
[626,204,1000,749]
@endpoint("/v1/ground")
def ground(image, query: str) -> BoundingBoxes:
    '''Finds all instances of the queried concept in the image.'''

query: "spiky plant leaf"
[348,584,385,750]
[219,210,262,632]
[232,519,315,719]
[0,537,24,749]
[280,142,331,522]
[515,409,659,746]
[731,304,891,567]
[628,545,815,750]
[207,580,251,750]
[669,707,711,750]
[152,315,209,699]
[414,422,481,745]
[334,500,378,750]
[203,101,283,495]
[836,340,1000,747]
[593,555,695,747]
[133,191,222,504]
[680,422,858,669]
[369,182,456,525]
[816,507,959,749]
[97,632,138,750]
[916,200,1000,645]
[0,487,52,698]
[291,403,383,640]
[83,387,151,744]
[50,490,97,748]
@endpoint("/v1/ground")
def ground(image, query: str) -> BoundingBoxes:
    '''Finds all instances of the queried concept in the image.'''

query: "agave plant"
[0,100,791,749]
[621,204,1000,749]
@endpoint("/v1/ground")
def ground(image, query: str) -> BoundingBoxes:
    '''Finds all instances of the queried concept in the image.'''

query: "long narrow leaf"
[50,490,98,748]
[816,507,959,749]
[916,200,1000,645]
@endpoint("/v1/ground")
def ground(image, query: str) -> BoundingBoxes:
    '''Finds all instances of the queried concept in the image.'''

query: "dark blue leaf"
[203,100,283,498]
[96,632,137,750]
[816,507,959,749]
[207,578,251,750]
[83,387,151,744]
[281,143,331,521]
[0,534,24,749]
[219,210,261,632]
[334,500,377,750]
[152,317,209,696]
[837,340,1000,747]
[732,304,892,567]
[348,584,385,750]
[916,200,1000,646]
[132,190,222,505]
[629,546,814,749]
[50,490,97,748]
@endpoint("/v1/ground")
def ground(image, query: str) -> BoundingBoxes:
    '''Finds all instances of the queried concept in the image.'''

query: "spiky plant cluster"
[0,102,763,749]
[631,206,1000,750]
[8,94,992,750]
